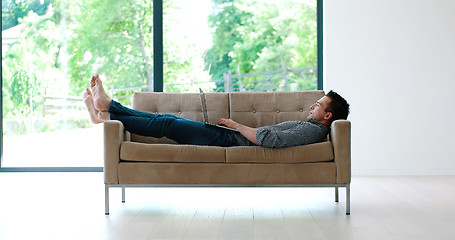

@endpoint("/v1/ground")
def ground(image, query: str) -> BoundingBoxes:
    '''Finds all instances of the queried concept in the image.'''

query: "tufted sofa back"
[132,92,229,123]
[130,92,229,144]
[129,90,325,143]
[230,91,325,128]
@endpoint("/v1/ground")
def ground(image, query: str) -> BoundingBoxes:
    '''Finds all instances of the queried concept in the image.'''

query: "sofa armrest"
[330,120,351,184]
[104,120,125,184]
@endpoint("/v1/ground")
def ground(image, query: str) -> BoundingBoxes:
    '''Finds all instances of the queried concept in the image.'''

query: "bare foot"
[97,111,110,122]
[90,73,112,112]
[83,88,104,124]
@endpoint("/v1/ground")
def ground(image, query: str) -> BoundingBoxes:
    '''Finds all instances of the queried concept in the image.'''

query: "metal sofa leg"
[335,187,339,202]
[346,184,350,215]
[122,186,126,203]
[105,184,110,215]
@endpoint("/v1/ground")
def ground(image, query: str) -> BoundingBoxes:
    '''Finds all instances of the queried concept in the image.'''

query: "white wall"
[324,0,455,175]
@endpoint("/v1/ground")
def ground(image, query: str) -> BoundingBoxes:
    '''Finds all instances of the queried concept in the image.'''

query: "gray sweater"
[233,119,329,148]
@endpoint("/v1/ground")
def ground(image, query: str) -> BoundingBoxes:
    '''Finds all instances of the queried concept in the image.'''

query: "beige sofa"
[104,90,351,215]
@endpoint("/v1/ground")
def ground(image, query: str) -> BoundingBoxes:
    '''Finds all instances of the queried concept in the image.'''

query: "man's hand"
[218,118,258,145]
[218,118,240,130]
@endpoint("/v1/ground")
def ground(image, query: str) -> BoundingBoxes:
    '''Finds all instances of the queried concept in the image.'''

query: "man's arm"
[218,118,258,145]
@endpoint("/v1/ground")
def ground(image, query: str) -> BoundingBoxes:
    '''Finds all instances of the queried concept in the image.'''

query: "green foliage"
[204,0,317,90]
[9,69,41,116]
[66,0,155,96]
[2,9,58,118]
[2,0,52,30]
[2,0,28,30]
[204,0,253,87]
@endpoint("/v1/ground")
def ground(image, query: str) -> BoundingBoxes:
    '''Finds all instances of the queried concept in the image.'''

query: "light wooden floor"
[0,173,454,240]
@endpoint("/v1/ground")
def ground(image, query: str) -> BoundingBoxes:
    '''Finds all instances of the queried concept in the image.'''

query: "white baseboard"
[352,168,455,176]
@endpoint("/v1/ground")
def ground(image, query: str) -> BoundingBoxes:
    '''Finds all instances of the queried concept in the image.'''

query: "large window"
[163,0,318,93]
[1,0,321,170]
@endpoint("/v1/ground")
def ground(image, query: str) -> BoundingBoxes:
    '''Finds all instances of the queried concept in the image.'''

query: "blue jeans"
[108,100,241,147]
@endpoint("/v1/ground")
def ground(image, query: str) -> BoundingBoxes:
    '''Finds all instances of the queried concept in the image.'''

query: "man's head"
[307,90,350,127]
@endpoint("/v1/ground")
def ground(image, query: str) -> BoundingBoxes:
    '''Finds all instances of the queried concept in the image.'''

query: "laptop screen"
[199,88,209,123]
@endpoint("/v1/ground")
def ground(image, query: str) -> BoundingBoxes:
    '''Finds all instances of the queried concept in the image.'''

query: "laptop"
[199,88,239,132]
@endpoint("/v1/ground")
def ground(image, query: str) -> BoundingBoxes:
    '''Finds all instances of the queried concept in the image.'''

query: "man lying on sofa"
[83,73,350,148]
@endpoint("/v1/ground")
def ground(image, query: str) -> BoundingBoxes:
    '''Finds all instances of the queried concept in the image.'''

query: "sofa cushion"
[226,141,334,163]
[120,142,225,163]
